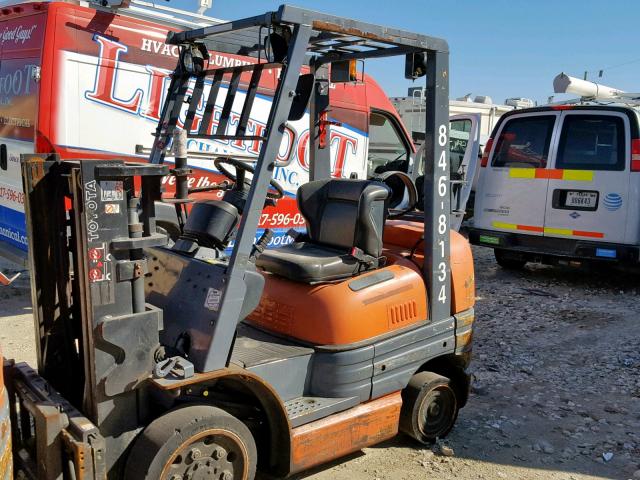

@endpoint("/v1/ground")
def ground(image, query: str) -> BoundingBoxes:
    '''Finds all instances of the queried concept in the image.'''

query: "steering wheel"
[214,157,285,200]
[371,170,418,219]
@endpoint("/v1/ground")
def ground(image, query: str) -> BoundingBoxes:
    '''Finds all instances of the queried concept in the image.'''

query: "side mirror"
[288,74,314,121]
[405,52,427,80]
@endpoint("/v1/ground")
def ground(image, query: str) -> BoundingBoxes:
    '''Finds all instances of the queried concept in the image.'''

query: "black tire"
[494,249,527,270]
[399,372,459,444]
[124,405,257,480]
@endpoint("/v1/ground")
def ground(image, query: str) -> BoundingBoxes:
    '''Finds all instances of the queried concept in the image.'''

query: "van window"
[491,116,555,168]
[368,111,409,175]
[556,115,625,171]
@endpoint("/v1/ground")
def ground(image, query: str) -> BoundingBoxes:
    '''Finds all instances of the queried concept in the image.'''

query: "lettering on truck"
[78,33,364,244]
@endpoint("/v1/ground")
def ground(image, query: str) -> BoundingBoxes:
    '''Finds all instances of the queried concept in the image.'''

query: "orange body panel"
[289,392,402,475]
[247,264,428,345]
[383,220,476,314]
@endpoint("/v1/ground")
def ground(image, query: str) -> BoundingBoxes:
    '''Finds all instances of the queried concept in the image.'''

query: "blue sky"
[170,0,640,105]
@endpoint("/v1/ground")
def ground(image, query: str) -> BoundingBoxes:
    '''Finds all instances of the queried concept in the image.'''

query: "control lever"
[250,229,273,261]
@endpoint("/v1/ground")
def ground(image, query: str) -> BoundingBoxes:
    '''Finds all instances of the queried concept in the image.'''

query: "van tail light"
[632,139,640,171]
[480,138,493,167]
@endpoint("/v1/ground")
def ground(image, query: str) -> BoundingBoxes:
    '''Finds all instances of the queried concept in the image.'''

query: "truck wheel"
[494,249,527,270]
[400,372,459,444]
[125,405,257,480]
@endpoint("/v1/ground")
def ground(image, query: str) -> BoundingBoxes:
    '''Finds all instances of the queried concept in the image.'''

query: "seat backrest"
[297,179,390,257]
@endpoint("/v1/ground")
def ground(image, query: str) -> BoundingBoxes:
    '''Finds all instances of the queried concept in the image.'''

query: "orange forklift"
[4,5,475,479]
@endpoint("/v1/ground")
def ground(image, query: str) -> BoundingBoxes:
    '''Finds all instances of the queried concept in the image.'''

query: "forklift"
[4,5,475,479]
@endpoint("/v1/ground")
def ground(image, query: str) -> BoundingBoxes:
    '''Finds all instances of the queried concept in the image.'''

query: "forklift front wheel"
[399,372,459,444]
[124,405,257,480]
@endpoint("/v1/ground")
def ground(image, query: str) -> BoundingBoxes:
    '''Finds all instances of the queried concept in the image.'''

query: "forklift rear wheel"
[400,372,459,444]
[125,405,257,480]
[494,249,527,270]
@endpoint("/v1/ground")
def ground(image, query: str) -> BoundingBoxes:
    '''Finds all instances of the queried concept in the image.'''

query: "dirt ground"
[1,246,639,480]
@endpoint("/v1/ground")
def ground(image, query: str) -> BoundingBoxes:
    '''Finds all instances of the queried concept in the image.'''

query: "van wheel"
[400,372,459,444]
[494,249,527,270]
[125,405,257,480]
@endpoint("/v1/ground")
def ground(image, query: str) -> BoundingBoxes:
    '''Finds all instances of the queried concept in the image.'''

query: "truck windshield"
[367,111,409,175]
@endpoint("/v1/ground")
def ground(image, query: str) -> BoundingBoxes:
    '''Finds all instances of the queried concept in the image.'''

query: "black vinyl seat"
[256,179,390,283]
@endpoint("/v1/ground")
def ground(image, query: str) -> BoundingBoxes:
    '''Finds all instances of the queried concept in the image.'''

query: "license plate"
[565,191,597,208]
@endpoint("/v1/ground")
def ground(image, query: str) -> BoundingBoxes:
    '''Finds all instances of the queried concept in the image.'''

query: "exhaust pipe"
[553,73,625,99]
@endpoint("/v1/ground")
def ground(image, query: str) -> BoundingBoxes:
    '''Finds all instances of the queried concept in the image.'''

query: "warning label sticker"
[104,203,120,214]
[100,181,124,202]
[87,243,112,283]
[204,288,222,312]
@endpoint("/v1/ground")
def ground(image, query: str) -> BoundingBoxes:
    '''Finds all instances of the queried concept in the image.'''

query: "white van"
[468,103,640,268]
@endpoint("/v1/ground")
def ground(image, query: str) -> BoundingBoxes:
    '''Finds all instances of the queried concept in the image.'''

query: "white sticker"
[204,288,222,311]
[100,181,124,202]
[104,203,120,214]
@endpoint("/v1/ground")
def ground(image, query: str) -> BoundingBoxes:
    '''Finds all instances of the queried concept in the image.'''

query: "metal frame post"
[199,23,314,372]
[309,61,331,181]
[423,50,451,322]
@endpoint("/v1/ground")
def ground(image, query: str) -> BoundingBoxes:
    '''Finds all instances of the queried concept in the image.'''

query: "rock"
[560,447,573,459]
[602,452,613,462]
[434,443,455,457]
[535,439,554,454]
[632,469,640,479]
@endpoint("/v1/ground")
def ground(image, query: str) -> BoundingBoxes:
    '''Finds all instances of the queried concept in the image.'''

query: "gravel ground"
[1,246,639,480]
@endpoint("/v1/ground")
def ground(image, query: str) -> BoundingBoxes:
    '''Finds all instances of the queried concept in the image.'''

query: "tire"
[399,372,459,444]
[125,405,257,480]
[494,249,527,270]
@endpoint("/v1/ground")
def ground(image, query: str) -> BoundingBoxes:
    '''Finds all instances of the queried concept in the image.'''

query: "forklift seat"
[256,179,389,283]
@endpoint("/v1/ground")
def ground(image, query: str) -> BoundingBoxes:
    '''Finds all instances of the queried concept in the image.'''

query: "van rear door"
[474,112,559,235]
[543,110,630,246]
[0,12,45,262]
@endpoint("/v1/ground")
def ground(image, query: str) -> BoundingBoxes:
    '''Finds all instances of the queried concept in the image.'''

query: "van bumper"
[468,228,640,264]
